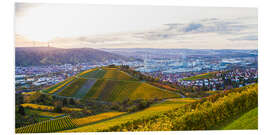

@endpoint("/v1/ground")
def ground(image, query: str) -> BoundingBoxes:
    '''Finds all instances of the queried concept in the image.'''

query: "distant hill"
[15,47,139,66]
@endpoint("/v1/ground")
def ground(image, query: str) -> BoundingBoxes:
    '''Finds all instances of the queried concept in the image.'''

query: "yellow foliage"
[63,100,187,132]
[78,68,97,76]
[73,112,125,126]
[48,77,75,94]
[21,103,84,112]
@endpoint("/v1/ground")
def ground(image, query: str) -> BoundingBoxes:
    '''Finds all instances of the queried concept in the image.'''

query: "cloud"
[183,23,203,32]
[15,3,39,17]
[16,16,257,49]
[229,35,258,41]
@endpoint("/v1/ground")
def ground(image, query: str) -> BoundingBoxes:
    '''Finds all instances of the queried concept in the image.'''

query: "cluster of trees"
[82,98,157,114]
[102,84,258,131]
[15,91,83,128]
[120,65,158,82]
[110,99,157,112]
[120,65,196,97]
[15,106,40,128]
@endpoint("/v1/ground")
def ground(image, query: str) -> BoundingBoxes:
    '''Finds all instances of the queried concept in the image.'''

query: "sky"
[15,3,258,49]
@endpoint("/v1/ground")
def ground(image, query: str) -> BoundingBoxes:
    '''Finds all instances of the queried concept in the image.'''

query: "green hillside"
[222,107,258,130]
[54,67,179,102]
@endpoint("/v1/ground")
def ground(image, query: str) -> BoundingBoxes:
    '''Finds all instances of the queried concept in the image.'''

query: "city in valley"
[16,49,257,96]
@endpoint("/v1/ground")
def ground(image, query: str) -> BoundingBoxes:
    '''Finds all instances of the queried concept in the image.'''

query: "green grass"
[222,107,258,130]
[58,78,88,97]
[62,98,195,132]
[83,79,179,102]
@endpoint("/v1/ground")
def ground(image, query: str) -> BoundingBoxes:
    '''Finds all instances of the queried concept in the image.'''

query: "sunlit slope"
[102,68,137,81]
[72,112,126,126]
[16,116,77,133]
[80,68,106,78]
[222,107,258,130]
[83,79,179,102]
[56,68,179,101]
[62,98,196,132]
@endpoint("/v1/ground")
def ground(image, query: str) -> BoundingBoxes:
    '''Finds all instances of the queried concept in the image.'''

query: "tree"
[53,100,63,113]
[17,105,25,116]
[69,98,76,105]
[15,93,24,105]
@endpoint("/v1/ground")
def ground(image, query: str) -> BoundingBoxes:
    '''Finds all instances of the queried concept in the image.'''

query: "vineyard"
[102,69,137,81]
[58,78,88,97]
[17,66,258,133]
[42,68,179,102]
[83,79,179,102]
[72,112,126,126]
[63,98,196,132]
[98,83,258,131]
[48,77,76,94]
[80,68,106,78]
[42,79,69,93]
[16,116,78,133]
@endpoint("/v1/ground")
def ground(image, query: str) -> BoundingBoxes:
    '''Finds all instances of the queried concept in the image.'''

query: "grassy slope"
[221,107,258,130]
[63,98,196,132]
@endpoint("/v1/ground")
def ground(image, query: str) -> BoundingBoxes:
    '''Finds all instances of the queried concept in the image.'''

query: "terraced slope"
[80,69,106,78]
[53,68,179,102]
[83,79,179,102]
[58,78,89,97]
[102,68,137,81]
[72,78,97,98]
[63,98,196,132]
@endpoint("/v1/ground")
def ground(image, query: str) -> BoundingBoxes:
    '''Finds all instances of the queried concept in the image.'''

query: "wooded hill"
[15,47,139,66]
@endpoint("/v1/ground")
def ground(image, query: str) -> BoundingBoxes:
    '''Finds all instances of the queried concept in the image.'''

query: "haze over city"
[15,3,257,49]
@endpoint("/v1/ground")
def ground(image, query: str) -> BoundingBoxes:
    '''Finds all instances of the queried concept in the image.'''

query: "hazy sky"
[15,3,258,49]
